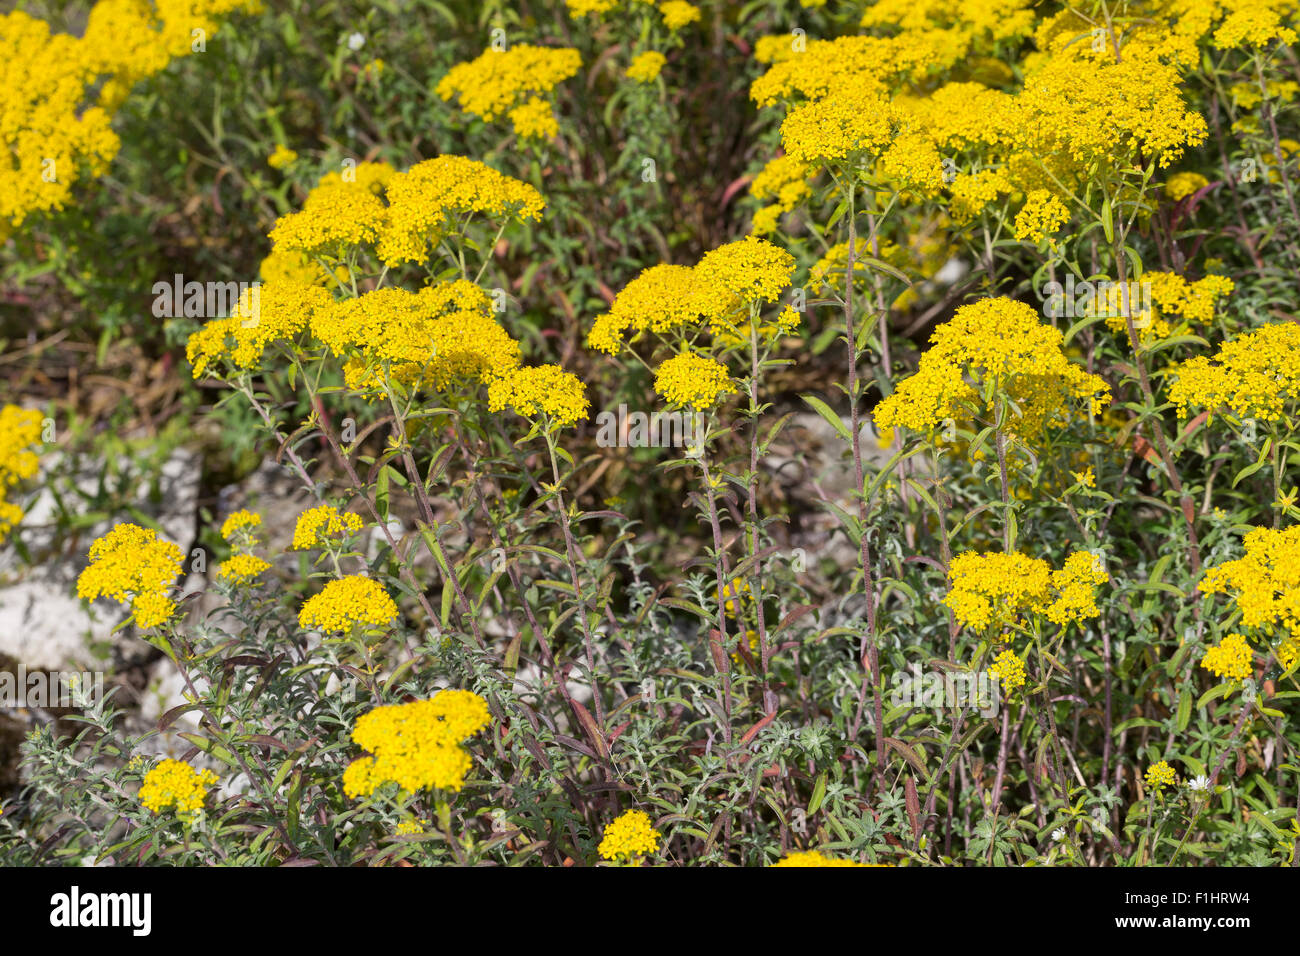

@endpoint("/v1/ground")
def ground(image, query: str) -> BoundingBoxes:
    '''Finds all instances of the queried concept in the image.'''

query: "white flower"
[346,32,366,51]
[1052,827,1065,842]
[1188,774,1211,792]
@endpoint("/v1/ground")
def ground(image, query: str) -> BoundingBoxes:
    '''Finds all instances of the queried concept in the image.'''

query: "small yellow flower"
[771,850,881,866]
[626,51,666,84]
[988,649,1026,693]
[343,691,491,798]
[659,0,700,31]
[1145,760,1177,791]
[487,364,590,427]
[220,509,262,542]
[1165,171,1208,201]
[598,809,661,862]
[508,96,559,140]
[139,759,218,818]
[654,352,732,410]
[76,523,184,629]
[268,143,298,170]
[217,552,271,585]
[299,575,398,634]
[1200,633,1253,682]
[292,505,363,550]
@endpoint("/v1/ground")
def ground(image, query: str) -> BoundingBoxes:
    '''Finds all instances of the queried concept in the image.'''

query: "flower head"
[873,297,1110,441]
[268,143,297,169]
[76,523,184,628]
[436,45,580,123]
[598,809,661,862]
[654,352,732,410]
[626,51,666,84]
[771,850,876,866]
[342,692,491,797]
[488,365,590,427]
[659,1,700,31]
[1145,760,1177,791]
[1170,322,1300,423]
[988,649,1027,693]
[1200,633,1253,682]
[292,505,364,550]
[220,509,262,543]
[217,552,271,586]
[139,759,218,818]
[298,575,398,634]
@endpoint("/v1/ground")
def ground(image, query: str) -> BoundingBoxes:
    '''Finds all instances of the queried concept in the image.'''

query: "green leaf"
[808,772,828,814]
[800,394,853,445]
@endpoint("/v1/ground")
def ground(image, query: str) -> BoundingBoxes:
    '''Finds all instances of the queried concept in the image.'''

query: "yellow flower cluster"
[694,235,797,318]
[1165,171,1209,200]
[1169,322,1300,423]
[138,759,218,818]
[217,508,269,586]
[220,509,262,542]
[267,143,298,169]
[778,79,897,166]
[872,298,1110,440]
[988,649,1027,693]
[749,3,1208,229]
[268,162,394,258]
[944,550,1108,632]
[659,1,701,31]
[0,405,42,540]
[1013,190,1070,245]
[258,248,338,288]
[1213,0,1297,48]
[1144,760,1177,791]
[342,691,491,797]
[588,237,795,354]
[187,280,333,379]
[1097,270,1233,345]
[627,51,666,84]
[597,809,661,861]
[0,12,117,233]
[588,264,711,353]
[217,552,270,585]
[944,552,1051,631]
[487,365,591,427]
[376,156,545,266]
[749,155,811,234]
[1011,44,1207,172]
[1148,272,1234,325]
[1199,525,1300,634]
[1047,551,1111,626]
[311,282,520,395]
[1200,633,1254,682]
[654,352,732,410]
[0,2,258,234]
[1229,79,1299,110]
[436,45,581,137]
[76,523,184,629]
[566,0,620,15]
[770,850,875,866]
[507,97,559,140]
[298,575,398,634]
[292,505,363,550]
